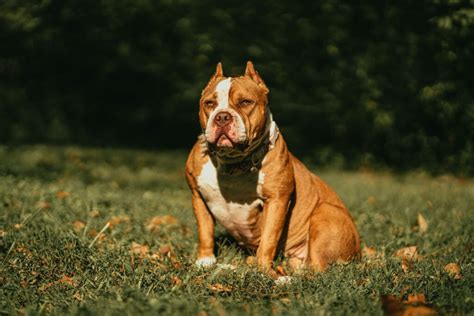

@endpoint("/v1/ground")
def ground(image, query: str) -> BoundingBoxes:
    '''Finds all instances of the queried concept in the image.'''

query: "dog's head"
[199,61,270,151]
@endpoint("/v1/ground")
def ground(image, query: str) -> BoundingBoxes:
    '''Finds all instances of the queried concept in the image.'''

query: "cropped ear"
[201,62,224,95]
[244,61,269,94]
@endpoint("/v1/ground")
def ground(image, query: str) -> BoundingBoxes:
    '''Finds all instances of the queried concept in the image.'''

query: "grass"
[0,144,473,315]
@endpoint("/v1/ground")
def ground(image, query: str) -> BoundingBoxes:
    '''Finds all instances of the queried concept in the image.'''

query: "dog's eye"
[204,100,215,108]
[240,99,254,106]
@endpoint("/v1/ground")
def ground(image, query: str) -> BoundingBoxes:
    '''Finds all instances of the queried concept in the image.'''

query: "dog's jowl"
[186,62,360,272]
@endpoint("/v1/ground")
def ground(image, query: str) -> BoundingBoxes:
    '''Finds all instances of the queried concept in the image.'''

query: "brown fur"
[186,62,360,272]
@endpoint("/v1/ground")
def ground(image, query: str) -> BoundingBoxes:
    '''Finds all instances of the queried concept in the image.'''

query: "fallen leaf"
[367,196,377,205]
[276,265,287,276]
[0,229,5,237]
[72,292,83,301]
[159,245,172,255]
[217,263,237,270]
[401,259,411,273]
[246,256,257,266]
[208,283,233,293]
[57,275,76,287]
[362,246,379,258]
[56,191,70,199]
[36,201,50,209]
[394,246,420,262]
[40,275,77,291]
[417,213,428,233]
[89,210,100,218]
[16,247,32,257]
[444,263,462,280]
[406,293,426,305]
[130,242,149,257]
[171,276,182,286]
[146,215,178,232]
[108,215,130,228]
[72,220,86,232]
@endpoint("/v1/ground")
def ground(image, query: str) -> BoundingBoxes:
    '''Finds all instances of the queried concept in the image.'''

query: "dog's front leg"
[191,191,216,267]
[256,198,290,270]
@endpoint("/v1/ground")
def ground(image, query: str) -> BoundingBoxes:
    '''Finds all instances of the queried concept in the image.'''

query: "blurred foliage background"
[1,0,473,174]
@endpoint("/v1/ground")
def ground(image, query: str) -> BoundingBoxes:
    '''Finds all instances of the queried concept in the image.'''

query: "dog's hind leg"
[307,203,360,271]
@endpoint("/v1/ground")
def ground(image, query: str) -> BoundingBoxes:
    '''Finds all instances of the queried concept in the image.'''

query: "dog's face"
[199,62,269,150]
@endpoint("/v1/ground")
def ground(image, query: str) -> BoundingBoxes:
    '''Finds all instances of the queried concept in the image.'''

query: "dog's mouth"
[216,134,234,147]
[207,130,249,152]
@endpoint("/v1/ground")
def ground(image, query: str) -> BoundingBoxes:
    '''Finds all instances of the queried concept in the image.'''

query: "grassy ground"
[0,145,472,315]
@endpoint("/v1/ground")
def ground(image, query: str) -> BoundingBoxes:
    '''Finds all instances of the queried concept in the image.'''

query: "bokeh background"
[1,0,473,174]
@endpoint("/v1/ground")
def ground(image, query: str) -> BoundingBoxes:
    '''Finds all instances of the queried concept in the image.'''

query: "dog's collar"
[199,111,279,175]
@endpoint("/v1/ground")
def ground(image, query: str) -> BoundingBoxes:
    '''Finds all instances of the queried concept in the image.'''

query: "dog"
[185,61,360,274]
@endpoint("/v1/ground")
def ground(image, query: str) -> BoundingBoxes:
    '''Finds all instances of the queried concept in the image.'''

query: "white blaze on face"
[215,78,232,109]
[205,78,247,144]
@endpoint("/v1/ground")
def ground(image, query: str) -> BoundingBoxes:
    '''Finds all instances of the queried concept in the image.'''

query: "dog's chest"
[196,158,264,245]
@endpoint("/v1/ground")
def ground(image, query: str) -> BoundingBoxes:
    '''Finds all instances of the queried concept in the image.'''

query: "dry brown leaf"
[394,246,420,262]
[89,210,100,218]
[208,283,233,293]
[405,293,427,304]
[145,215,178,232]
[401,259,411,273]
[367,196,377,205]
[417,213,428,233]
[159,245,172,255]
[444,263,462,280]
[72,220,86,232]
[108,215,130,228]
[276,265,287,276]
[56,191,70,199]
[40,275,76,291]
[57,275,76,287]
[72,292,83,301]
[16,247,32,256]
[171,276,182,286]
[0,229,6,237]
[362,246,379,258]
[130,242,149,257]
[36,201,51,209]
[246,256,257,266]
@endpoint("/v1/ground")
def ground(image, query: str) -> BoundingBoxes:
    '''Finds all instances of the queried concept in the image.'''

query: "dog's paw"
[275,276,294,285]
[195,256,216,267]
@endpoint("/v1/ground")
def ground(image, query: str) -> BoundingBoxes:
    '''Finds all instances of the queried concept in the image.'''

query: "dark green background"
[1,0,473,173]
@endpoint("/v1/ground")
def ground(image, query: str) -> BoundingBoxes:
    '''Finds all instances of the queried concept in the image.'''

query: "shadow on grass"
[214,233,254,258]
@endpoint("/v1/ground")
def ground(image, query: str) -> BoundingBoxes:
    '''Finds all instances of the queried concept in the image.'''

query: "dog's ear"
[201,62,224,95]
[244,61,269,94]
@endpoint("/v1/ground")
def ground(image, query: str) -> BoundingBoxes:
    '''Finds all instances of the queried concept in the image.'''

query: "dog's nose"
[214,112,233,127]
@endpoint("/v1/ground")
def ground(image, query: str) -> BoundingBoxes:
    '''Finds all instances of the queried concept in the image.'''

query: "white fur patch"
[195,255,216,267]
[257,171,265,196]
[197,158,263,243]
[215,78,231,109]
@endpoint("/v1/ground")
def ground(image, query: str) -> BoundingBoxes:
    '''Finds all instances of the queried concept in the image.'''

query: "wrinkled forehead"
[202,76,262,99]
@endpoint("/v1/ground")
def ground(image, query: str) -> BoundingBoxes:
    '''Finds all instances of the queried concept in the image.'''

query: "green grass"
[1,145,473,315]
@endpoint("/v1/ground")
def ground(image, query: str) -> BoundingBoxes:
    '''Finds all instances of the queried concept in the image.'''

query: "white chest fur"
[197,158,265,245]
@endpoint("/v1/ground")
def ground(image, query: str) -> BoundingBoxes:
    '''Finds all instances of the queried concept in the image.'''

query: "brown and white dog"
[186,62,360,274]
